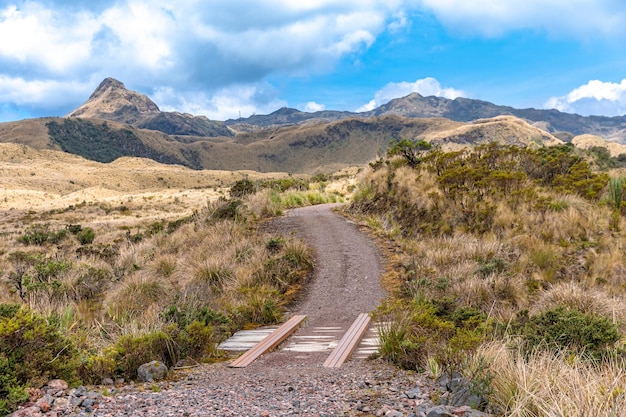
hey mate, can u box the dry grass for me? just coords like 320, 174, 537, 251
474, 341, 626, 417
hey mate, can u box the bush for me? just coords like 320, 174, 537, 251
76, 227, 95, 245
514, 307, 621, 357
110, 329, 180, 380
230, 179, 256, 198
18, 224, 67, 245
0, 305, 79, 413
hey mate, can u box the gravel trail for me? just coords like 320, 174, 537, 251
92, 204, 436, 416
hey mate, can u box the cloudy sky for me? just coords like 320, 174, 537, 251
1, 0, 625, 122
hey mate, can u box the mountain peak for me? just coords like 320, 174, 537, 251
68, 77, 160, 120
89, 77, 127, 100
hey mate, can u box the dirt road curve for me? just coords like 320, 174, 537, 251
277, 203, 386, 325
255, 203, 386, 367
92, 204, 432, 417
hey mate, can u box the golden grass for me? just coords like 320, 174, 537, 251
474, 341, 626, 417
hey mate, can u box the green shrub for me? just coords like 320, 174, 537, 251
0, 305, 79, 413
230, 179, 255, 198
18, 224, 67, 245
182, 321, 216, 359
378, 300, 488, 371
76, 227, 96, 245
514, 307, 621, 357
265, 236, 284, 253
110, 329, 180, 380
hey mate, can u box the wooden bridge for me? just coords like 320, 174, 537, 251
221, 312, 377, 368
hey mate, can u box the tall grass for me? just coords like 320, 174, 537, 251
350, 144, 625, 415
473, 341, 626, 417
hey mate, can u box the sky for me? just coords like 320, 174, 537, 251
1, 0, 626, 122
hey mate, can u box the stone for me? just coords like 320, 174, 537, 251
137, 360, 168, 382
406, 387, 423, 399
46, 380, 69, 392
82, 398, 96, 412
101, 377, 115, 386
426, 405, 456, 417
52, 397, 70, 410
386, 410, 403, 417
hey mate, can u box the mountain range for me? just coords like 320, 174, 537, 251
0, 77, 624, 174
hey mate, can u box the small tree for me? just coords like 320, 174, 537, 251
388, 138, 432, 168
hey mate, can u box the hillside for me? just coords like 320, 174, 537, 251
0, 112, 565, 173
2, 77, 625, 174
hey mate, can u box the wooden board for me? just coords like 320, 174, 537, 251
229, 314, 307, 368
323, 313, 371, 368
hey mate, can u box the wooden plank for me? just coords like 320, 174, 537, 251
229, 314, 307, 368
323, 313, 371, 368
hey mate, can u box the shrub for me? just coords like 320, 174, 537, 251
76, 227, 95, 245
110, 328, 180, 380
0, 305, 79, 413
514, 307, 621, 358
18, 224, 67, 245
230, 179, 256, 198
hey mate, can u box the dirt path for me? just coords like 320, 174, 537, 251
277, 203, 386, 324
92, 204, 438, 417
255, 203, 386, 366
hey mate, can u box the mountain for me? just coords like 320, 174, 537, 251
0, 77, 620, 174
227, 93, 626, 142
68, 78, 233, 137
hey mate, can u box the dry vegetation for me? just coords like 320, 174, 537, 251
347, 141, 626, 416
0, 144, 350, 414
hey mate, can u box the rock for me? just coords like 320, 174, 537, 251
426, 405, 456, 417
73, 386, 88, 397
35, 395, 54, 409
53, 397, 70, 409
101, 377, 115, 385
423, 405, 491, 417
386, 410, 403, 417
406, 387, 423, 399
45, 379, 68, 393
8, 405, 42, 417
137, 360, 168, 382
38, 402, 51, 413
82, 398, 96, 412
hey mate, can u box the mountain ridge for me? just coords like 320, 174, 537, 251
228, 92, 626, 142
0, 77, 622, 173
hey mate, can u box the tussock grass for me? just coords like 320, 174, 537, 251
349, 143, 626, 415
474, 341, 626, 417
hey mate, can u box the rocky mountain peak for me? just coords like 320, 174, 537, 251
68, 77, 160, 120
88, 77, 128, 100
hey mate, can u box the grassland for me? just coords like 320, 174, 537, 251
0, 144, 351, 414
346, 141, 626, 416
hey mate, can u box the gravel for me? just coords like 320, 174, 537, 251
94, 359, 437, 417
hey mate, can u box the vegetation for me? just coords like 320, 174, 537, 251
46, 119, 187, 167
0, 176, 344, 414
348, 140, 626, 416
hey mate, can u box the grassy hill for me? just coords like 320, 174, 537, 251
0, 114, 569, 174
346, 142, 626, 416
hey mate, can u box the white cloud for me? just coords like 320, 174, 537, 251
418, 0, 626, 38
153, 83, 288, 121
544, 79, 626, 116
303, 101, 326, 112
357, 77, 465, 112
0, 4, 96, 72
0, 75, 90, 107
0, 0, 409, 121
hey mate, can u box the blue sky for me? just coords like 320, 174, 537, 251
1, 0, 625, 122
